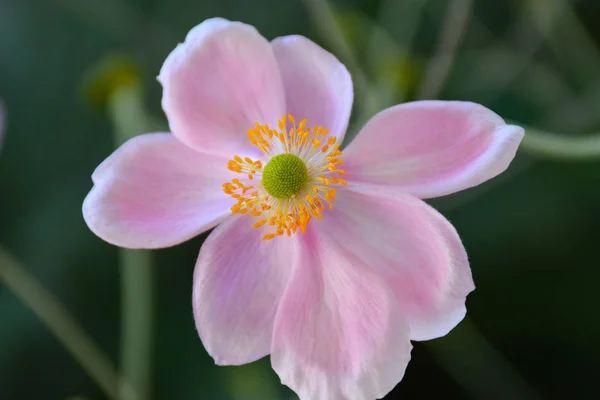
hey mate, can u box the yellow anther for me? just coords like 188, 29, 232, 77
252, 219, 267, 228
299, 119, 306, 131
262, 233, 275, 241
223, 114, 348, 241
326, 157, 345, 164
325, 188, 336, 201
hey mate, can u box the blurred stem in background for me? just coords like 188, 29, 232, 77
106, 61, 155, 400
116, 239, 153, 400
516, 0, 600, 160
528, 0, 600, 88
366, 0, 427, 105
83, 55, 155, 400
416, 0, 473, 100
0, 248, 120, 399
222, 362, 281, 400
519, 126, 600, 160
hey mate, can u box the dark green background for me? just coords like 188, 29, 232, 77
1, 0, 600, 399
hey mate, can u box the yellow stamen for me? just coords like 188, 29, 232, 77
222, 114, 348, 240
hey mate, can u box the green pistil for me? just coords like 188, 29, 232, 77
262, 154, 308, 199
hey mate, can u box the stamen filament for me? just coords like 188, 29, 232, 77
222, 114, 348, 240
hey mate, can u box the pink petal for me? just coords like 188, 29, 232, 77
83, 133, 234, 249
271, 35, 353, 142
271, 229, 412, 400
315, 187, 474, 341
193, 215, 297, 365
343, 101, 524, 198
158, 18, 286, 158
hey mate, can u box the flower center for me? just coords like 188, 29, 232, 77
261, 154, 308, 199
222, 115, 348, 241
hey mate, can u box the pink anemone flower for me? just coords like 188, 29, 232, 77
83, 18, 524, 400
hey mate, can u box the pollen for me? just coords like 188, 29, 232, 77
222, 115, 348, 241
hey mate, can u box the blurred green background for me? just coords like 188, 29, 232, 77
1, 0, 600, 399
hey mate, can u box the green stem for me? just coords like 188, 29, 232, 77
108, 84, 154, 400
470, 0, 564, 106
0, 247, 119, 399
416, 0, 473, 99
512, 1, 600, 160
367, 0, 428, 104
519, 125, 600, 160
118, 250, 153, 400
528, 0, 600, 86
